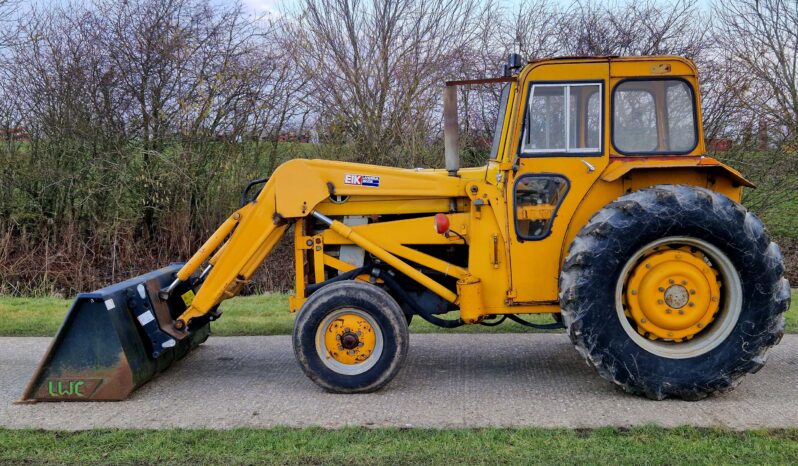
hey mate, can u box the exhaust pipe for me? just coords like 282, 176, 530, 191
443, 85, 459, 176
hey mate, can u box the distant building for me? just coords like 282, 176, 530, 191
707, 138, 732, 152
0, 127, 30, 141
277, 131, 311, 143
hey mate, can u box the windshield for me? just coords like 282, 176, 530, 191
489, 84, 511, 159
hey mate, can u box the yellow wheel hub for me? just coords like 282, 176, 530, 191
624, 247, 721, 342
323, 312, 377, 365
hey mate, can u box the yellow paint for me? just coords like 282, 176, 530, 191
624, 246, 720, 341
325, 217, 459, 304
323, 313, 377, 365
601, 157, 754, 188
176, 210, 243, 282
165, 55, 754, 328
457, 276, 485, 324
516, 204, 557, 221
180, 290, 195, 307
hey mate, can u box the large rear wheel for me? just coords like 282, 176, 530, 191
560, 185, 790, 400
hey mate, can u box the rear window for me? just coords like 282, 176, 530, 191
612, 79, 697, 154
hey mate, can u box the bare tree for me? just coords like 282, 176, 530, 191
290, 0, 486, 167
0, 0, 18, 47
554, 0, 706, 57
715, 0, 798, 143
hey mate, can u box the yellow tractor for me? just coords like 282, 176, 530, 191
22, 55, 789, 402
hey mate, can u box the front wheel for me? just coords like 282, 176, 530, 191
560, 185, 790, 400
293, 280, 409, 393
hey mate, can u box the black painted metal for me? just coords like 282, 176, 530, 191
19, 264, 210, 402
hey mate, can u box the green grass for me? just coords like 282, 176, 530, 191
1, 290, 797, 337
0, 293, 564, 337
1, 426, 797, 465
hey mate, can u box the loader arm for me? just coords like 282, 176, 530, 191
167, 158, 469, 330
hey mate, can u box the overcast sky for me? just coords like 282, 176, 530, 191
26, 0, 711, 18
238, 0, 710, 18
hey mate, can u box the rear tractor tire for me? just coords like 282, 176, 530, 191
293, 280, 409, 393
560, 185, 790, 400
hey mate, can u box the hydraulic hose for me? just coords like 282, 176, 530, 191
375, 267, 464, 328
305, 266, 371, 295
506, 314, 565, 330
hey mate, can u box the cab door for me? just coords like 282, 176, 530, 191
506, 61, 610, 304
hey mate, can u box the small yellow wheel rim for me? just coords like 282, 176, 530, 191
625, 246, 722, 342
322, 311, 378, 365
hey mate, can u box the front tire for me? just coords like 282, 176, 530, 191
293, 280, 409, 393
560, 185, 790, 400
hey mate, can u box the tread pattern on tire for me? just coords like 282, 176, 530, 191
559, 184, 790, 400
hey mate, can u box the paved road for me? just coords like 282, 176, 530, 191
2, 334, 797, 430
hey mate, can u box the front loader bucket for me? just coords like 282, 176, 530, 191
20, 264, 210, 402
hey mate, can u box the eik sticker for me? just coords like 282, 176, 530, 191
344, 174, 380, 187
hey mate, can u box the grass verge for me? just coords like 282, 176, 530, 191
1, 290, 796, 337
1, 426, 798, 465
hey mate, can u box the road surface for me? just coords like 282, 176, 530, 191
2, 334, 797, 430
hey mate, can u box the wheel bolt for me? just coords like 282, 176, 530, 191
681, 280, 688, 285
690, 289, 696, 295
688, 302, 695, 307
668, 332, 673, 337
665, 309, 672, 314
678, 309, 685, 315
645, 263, 652, 269
658, 287, 665, 292
641, 318, 647, 323
658, 299, 664, 305
669, 279, 675, 284
697, 323, 704, 329
631, 290, 637, 295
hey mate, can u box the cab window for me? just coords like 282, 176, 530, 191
521, 82, 602, 155
613, 79, 697, 154
514, 175, 569, 240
